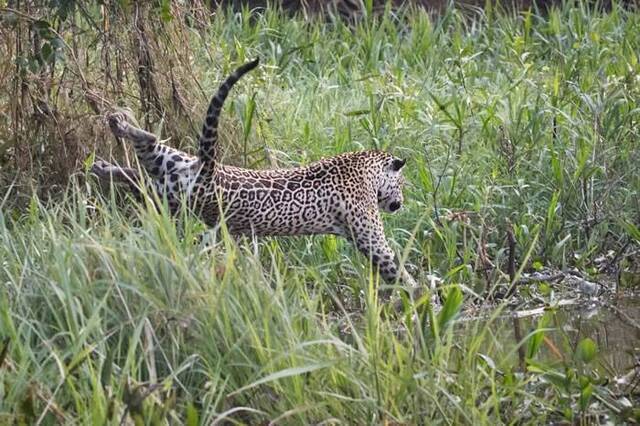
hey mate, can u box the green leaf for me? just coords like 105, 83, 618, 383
619, 220, 640, 242
28, 195, 39, 222
240, 92, 257, 167
41, 42, 53, 62
32, 19, 50, 31
343, 109, 371, 117
526, 312, 552, 359
417, 161, 433, 193
578, 375, 590, 388
101, 346, 115, 388
579, 382, 593, 410
437, 285, 463, 331
159, 0, 173, 22
526, 329, 545, 359
242, 93, 257, 142
576, 338, 597, 364
33, 20, 54, 40
364, 0, 373, 18
545, 190, 560, 238
66, 344, 95, 374
185, 402, 199, 426
549, 143, 563, 186
28, 58, 42, 73
229, 362, 335, 397
538, 282, 552, 296
84, 152, 96, 173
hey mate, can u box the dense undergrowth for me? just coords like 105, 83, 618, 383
1, 1, 639, 424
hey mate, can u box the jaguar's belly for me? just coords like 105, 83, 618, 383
221, 202, 339, 236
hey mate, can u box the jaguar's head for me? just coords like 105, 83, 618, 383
377, 157, 406, 213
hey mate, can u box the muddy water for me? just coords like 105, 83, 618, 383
560, 297, 640, 370
509, 295, 640, 373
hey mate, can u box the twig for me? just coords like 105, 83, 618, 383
605, 239, 631, 273
504, 222, 517, 298
0, 7, 108, 113
607, 304, 640, 331
119, 383, 163, 426
0, 337, 9, 369
0, 353, 67, 423
516, 273, 565, 285
512, 317, 525, 371
512, 299, 580, 319
424, 135, 454, 227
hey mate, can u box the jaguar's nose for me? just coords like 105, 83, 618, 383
389, 201, 401, 212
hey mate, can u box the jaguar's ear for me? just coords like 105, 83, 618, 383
391, 158, 406, 171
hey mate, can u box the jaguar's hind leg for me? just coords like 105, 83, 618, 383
91, 159, 141, 183
107, 111, 195, 181
91, 159, 147, 201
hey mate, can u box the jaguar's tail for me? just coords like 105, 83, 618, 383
197, 58, 260, 176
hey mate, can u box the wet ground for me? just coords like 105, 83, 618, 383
549, 296, 640, 371
462, 267, 640, 371
329, 264, 640, 421
458, 269, 640, 419
489, 294, 640, 376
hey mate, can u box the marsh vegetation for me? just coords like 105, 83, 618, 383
0, 1, 639, 424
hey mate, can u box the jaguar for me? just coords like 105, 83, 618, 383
92, 58, 418, 289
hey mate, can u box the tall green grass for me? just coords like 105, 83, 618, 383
1, 2, 639, 424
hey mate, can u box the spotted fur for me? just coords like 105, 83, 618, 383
197, 58, 260, 181
92, 60, 417, 288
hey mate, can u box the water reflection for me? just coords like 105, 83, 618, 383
512, 295, 640, 374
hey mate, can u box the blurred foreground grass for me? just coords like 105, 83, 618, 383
1, 1, 639, 423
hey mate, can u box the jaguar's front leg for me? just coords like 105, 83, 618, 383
355, 233, 417, 290
345, 207, 418, 296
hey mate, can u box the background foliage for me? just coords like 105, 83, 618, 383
0, 0, 639, 424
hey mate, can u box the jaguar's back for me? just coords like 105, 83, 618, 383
202, 151, 388, 236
